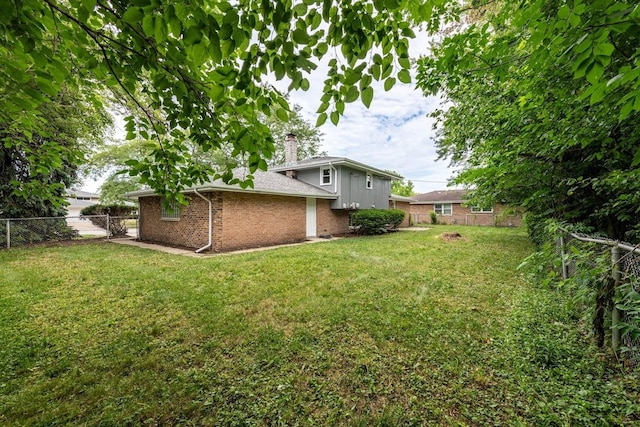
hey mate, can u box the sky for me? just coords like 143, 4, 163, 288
269, 31, 458, 194
276, 76, 454, 194
83, 31, 458, 195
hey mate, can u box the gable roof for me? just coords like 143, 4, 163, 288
126, 169, 337, 199
270, 156, 401, 180
411, 189, 468, 204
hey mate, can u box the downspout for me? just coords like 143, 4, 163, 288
193, 188, 212, 253
329, 162, 337, 194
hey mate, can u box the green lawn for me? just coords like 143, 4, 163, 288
1, 227, 638, 426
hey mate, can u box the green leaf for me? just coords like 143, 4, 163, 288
345, 86, 359, 103
122, 7, 144, 24
154, 16, 168, 43
384, 77, 396, 91
398, 69, 411, 84
589, 84, 606, 104
557, 5, 570, 19
142, 14, 154, 37
361, 86, 373, 108
316, 112, 328, 127
276, 108, 289, 121
586, 61, 604, 84
293, 28, 309, 44
330, 110, 340, 125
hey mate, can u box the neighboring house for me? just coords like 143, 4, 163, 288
127, 135, 404, 253
410, 190, 522, 227
66, 189, 100, 217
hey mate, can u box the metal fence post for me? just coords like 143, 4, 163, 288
106, 214, 110, 241
612, 245, 621, 351
6, 219, 9, 249
559, 234, 568, 280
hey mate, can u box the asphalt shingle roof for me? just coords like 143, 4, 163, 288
126, 168, 336, 199
411, 189, 468, 203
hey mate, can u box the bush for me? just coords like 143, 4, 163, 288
430, 211, 438, 224
351, 209, 405, 235
81, 204, 136, 236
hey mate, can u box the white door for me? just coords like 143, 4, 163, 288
306, 198, 317, 237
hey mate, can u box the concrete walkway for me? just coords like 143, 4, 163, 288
109, 236, 341, 257
109, 227, 430, 257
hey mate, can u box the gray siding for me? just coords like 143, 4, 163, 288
282, 165, 392, 211
330, 166, 391, 210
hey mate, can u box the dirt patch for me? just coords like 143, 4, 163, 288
439, 232, 465, 241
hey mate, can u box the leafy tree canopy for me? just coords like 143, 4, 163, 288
386, 170, 415, 196
1, 87, 111, 218
2, 0, 458, 205
417, 0, 640, 241
87, 103, 326, 204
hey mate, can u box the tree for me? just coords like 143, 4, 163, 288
2, 0, 457, 205
1, 87, 111, 218
265, 104, 326, 165
88, 103, 326, 203
417, 0, 640, 241
386, 170, 415, 196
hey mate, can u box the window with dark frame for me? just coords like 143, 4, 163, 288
321, 168, 331, 185
366, 172, 372, 189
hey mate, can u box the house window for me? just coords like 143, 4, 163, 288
161, 199, 181, 221
321, 168, 331, 185
366, 172, 372, 189
470, 206, 493, 213
434, 203, 452, 215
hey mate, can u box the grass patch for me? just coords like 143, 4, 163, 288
0, 226, 638, 425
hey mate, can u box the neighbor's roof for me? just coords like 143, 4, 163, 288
66, 189, 100, 199
270, 156, 402, 180
389, 194, 416, 203
410, 189, 468, 204
65, 198, 99, 208
126, 169, 337, 199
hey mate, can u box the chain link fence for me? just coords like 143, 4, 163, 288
1, 215, 138, 249
558, 228, 640, 368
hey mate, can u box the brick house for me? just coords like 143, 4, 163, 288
410, 190, 522, 227
127, 135, 404, 253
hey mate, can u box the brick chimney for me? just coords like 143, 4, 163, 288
285, 133, 297, 178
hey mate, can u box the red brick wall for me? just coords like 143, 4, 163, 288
316, 199, 350, 236
389, 200, 411, 227
139, 195, 211, 249
218, 192, 307, 252
410, 203, 522, 227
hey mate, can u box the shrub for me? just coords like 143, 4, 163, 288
430, 211, 438, 224
351, 209, 405, 235
81, 204, 136, 236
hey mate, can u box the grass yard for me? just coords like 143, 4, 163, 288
1, 226, 638, 426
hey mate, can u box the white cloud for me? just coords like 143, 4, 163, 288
277, 74, 455, 194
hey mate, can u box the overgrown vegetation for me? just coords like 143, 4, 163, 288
1, 227, 638, 425
519, 220, 640, 366
351, 209, 405, 234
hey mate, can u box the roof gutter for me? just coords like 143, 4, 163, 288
193, 188, 212, 253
